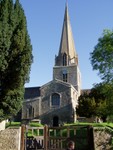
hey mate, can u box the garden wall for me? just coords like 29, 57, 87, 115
94, 127, 113, 150
0, 127, 21, 150
0, 120, 7, 131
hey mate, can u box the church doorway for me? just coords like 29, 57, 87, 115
53, 116, 59, 127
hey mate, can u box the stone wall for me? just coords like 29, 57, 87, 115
40, 81, 75, 125
53, 65, 78, 89
0, 120, 6, 131
94, 127, 113, 150
22, 97, 41, 120
0, 127, 21, 150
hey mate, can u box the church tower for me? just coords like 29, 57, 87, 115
53, 4, 81, 96
22, 4, 81, 125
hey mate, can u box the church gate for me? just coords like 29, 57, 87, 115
22, 125, 94, 150
47, 125, 94, 150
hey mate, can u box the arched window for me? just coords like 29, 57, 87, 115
63, 53, 67, 66
63, 73, 67, 82
29, 106, 32, 118
62, 69, 67, 82
51, 93, 60, 106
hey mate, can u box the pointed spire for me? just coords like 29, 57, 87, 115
65, 0, 68, 9
64, 1, 69, 23
56, 4, 78, 66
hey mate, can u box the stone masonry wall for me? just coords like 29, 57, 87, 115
0, 120, 6, 131
0, 127, 21, 150
94, 127, 113, 150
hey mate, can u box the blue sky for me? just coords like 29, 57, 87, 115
20, 0, 113, 89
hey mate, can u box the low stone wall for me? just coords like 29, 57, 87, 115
0, 127, 21, 150
0, 120, 6, 131
93, 127, 113, 150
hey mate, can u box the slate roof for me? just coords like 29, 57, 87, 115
81, 89, 91, 95
24, 85, 90, 100
24, 87, 41, 99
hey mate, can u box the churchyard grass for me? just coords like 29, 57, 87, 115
6, 122, 21, 128
29, 122, 43, 127
65, 122, 113, 128
6, 122, 113, 128
6, 122, 43, 128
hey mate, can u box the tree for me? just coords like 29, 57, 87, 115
77, 83, 109, 121
90, 29, 113, 83
0, 0, 33, 120
76, 93, 97, 118
99, 83, 113, 116
90, 29, 113, 116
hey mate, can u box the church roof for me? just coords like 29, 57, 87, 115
81, 89, 91, 95
24, 87, 40, 99
41, 78, 77, 92
58, 4, 77, 60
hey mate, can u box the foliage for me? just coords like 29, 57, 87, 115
0, 0, 33, 120
90, 29, 113, 121
107, 115, 113, 123
76, 93, 97, 118
90, 29, 113, 83
76, 83, 112, 120
93, 83, 113, 116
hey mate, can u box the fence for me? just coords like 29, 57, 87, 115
21, 125, 95, 150
47, 125, 94, 150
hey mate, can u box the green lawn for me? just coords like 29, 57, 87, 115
6, 121, 43, 128
65, 122, 113, 128
6, 121, 113, 129
6, 122, 21, 128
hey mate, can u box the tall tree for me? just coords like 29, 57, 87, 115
77, 83, 109, 121
90, 29, 113, 116
0, 0, 33, 120
76, 93, 97, 118
90, 29, 113, 83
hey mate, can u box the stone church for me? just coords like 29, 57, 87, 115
22, 5, 81, 126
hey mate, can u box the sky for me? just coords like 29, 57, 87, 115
19, 0, 113, 89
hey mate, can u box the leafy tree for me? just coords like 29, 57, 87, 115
0, 0, 33, 121
93, 83, 113, 121
77, 92, 97, 118
99, 83, 113, 115
77, 83, 109, 121
90, 29, 113, 83
90, 30, 113, 117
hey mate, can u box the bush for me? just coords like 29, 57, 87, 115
107, 115, 113, 123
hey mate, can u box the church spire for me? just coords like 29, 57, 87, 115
55, 4, 78, 66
